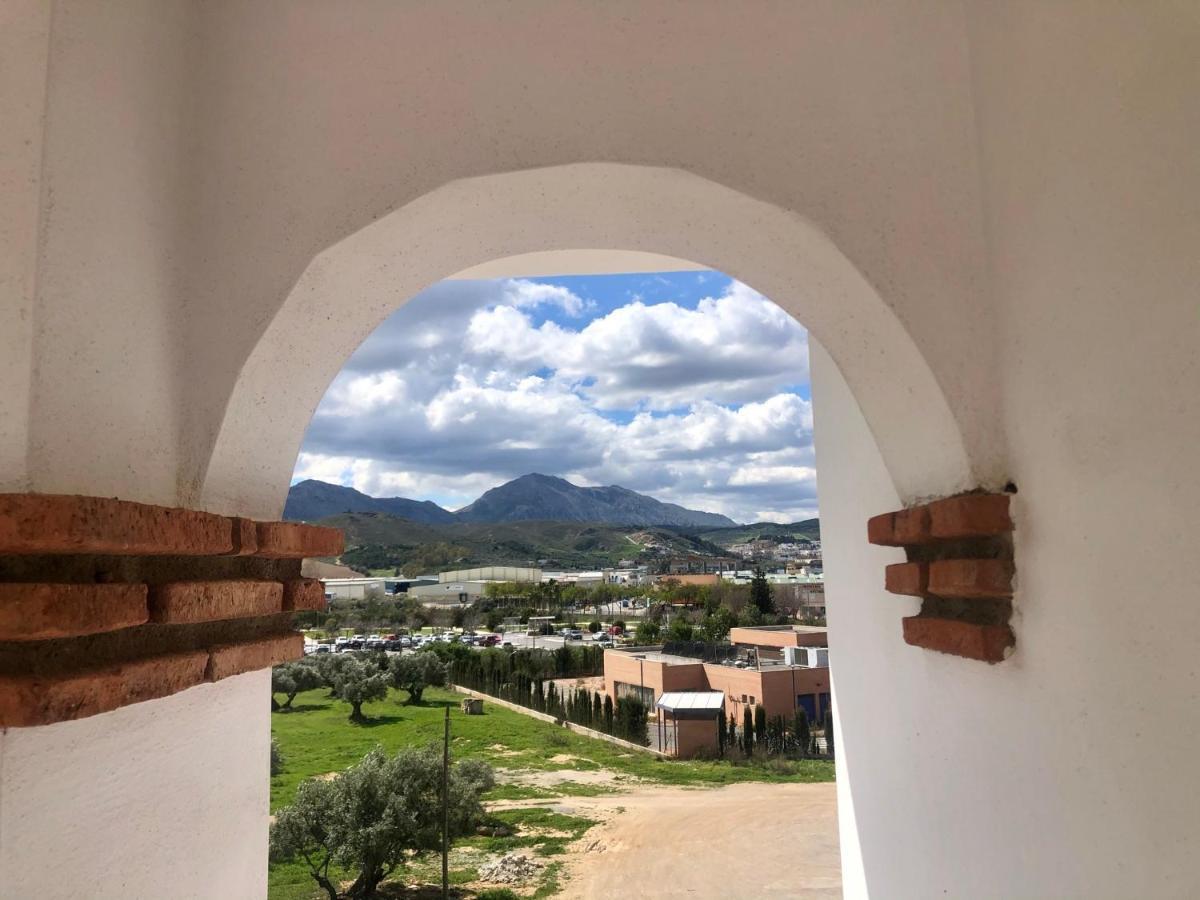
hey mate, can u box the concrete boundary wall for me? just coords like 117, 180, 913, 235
449, 684, 667, 758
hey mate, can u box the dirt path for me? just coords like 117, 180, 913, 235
550, 781, 841, 899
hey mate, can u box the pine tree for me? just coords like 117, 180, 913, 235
750, 567, 776, 615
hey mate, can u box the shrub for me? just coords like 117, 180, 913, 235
270, 738, 284, 777
270, 746, 494, 900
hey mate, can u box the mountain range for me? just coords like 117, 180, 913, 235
285, 473, 737, 528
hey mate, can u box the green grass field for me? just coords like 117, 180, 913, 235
269, 686, 834, 898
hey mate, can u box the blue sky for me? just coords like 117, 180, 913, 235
292, 271, 817, 523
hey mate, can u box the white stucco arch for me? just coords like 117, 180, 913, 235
197, 162, 974, 519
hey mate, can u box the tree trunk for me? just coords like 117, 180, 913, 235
284, 693, 296, 709
312, 873, 339, 900
350, 701, 363, 722
271, 695, 281, 711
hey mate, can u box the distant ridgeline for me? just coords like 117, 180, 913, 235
284, 476, 818, 574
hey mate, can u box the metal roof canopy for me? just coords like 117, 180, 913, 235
656, 691, 725, 719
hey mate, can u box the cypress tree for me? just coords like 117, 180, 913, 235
754, 705, 767, 754
742, 706, 754, 756
727, 713, 738, 754
823, 710, 835, 757
603, 694, 615, 734
717, 713, 726, 757
592, 692, 603, 727
793, 708, 810, 757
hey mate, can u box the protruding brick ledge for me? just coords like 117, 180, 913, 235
870, 491, 1016, 663
208, 632, 305, 681
255, 521, 344, 559
0, 492, 344, 726
0, 649, 210, 727
0, 494, 235, 556
902, 617, 1015, 663
282, 578, 327, 612
0, 493, 343, 559
0, 583, 149, 641
149, 580, 283, 624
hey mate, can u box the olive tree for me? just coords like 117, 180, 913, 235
272, 661, 325, 710
270, 746, 494, 900
331, 657, 390, 722
389, 650, 446, 704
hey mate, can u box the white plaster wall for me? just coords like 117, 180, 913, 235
23, 0, 196, 505
4, 3, 1199, 899
0, 0, 51, 492
0, 671, 270, 900
169, 1, 999, 504
198, 166, 973, 519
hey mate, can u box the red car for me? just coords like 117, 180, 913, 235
481, 634, 501, 646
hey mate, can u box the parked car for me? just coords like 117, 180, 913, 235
482, 634, 500, 646
314, 644, 331, 654
566, 630, 583, 641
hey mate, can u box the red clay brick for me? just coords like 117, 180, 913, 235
867, 512, 898, 546
902, 616, 1014, 663
254, 522, 344, 559
206, 632, 304, 681
0, 649, 208, 727
0, 493, 234, 555
229, 517, 258, 555
149, 580, 282, 624
0, 582, 148, 641
885, 562, 928, 597
928, 493, 1012, 539
892, 506, 931, 544
929, 559, 1013, 598
282, 578, 327, 612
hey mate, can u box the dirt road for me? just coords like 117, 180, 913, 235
552, 781, 841, 899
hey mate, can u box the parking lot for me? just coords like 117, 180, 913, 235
306, 627, 617, 656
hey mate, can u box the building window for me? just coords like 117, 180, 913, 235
615, 681, 655, 707
749, 696, 755, 705
740, 693, 748, 703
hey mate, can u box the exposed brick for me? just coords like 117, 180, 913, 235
149, 580, 282, 624
229, 517, 258, 555
254, 522, 344, 559
928, 493, 1012, 539
867, 512, 898, 546
207, 632, 304, 681
902, 616, 1014, 663
0, 493, 235, 556
0, 582, 148, 641
885, 562, 928, 597
893, 506, 931, 544
282, 578, 327, 612
929, 559, 1013, 598
0, 650, 208, 727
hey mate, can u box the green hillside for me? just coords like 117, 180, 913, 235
691, 518, 821, 547
318, 512, 732, 575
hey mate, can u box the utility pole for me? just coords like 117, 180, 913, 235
441, 705, 450, 899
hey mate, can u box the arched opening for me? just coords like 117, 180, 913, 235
196, 163, 975, 522
271, 266, 842, 896
201, 163, 974, 898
